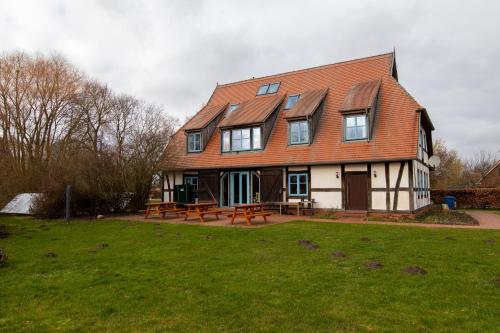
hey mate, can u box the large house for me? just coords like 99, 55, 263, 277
161, 52, 434, 214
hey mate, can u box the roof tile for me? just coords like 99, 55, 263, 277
283, 88, 328, 119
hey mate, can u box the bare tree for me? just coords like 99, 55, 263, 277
0, 51, 179, 214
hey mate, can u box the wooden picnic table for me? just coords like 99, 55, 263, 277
228, 203, 272, 225
144, 202, 184, 218
183, 202, 225, 223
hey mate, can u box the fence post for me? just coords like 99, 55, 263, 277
65, 185, 71, 223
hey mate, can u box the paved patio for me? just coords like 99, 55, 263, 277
110, 210, 500, 230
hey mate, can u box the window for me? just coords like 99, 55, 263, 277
222, 130, 231, 152
221, 127, 262, 152
184, 176, 198, 198
231, 128, 251, 151
288, 173, 308, 196
252, 127, 261, 149
267, 82, 280, 94
257, 84, 269, 96
256, 82, 280, 95
227, 103, 239, 113
285, 95, 300, 109
345, 115, 367, 140
187, 132, 201, 152
290, 120, 309, 144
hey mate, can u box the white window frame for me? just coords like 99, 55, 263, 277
344, 114, 368, 141
290, 120, 309, 145
222, 130, 231, 152
222, 126, 262, 153
187, 132, 202, 152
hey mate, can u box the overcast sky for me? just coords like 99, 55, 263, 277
1, 0, 499, 159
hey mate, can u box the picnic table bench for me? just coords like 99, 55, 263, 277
227, 203, 272, 225
143, 202, 185, 218
183, 202, 225, 223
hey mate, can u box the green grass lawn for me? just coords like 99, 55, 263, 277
1, 216, 499, 332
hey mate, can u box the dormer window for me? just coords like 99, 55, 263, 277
344, 114, 367, 141
221, 127, 262, 152
289, 120, 309, 145
256, 82, 280, 96
187, 132, 202, 152
285, 95, 300, 109
227, 103, 239, 113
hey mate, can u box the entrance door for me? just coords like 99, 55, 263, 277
345, 173, 368, 210
230, 172, 250, 206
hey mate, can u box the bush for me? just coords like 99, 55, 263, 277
431, 188, 500, 209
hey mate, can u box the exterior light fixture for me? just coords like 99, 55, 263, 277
336, 171, 339, 179
373, 170, 377, 178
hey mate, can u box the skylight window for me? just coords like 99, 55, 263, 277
257, 84, 269, 96
227, 103, 239, 113
267, 82, 280, 94
285, 95, 300, 109
256, 82, 280, 96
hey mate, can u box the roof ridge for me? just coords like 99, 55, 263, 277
218, 51, 394, 88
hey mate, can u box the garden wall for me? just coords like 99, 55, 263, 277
431, 188, 500, 209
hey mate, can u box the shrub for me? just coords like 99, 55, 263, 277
430, 188, 500, 209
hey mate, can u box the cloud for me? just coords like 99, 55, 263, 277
0, 0, 498, 158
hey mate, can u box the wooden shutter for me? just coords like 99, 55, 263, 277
198, 170, 219, 203
260, 168, 283, 202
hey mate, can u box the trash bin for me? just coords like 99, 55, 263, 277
443, 196, 456, 209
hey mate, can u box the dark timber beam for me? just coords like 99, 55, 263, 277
393, 162, 405, 211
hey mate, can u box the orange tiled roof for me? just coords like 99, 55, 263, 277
218, 94, 284, 128
340, 79, 381, 112
183, 103, 228, 131
163, 52, 426, 170
283, 88, 328, 119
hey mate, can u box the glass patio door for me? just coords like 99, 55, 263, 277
230, 172, 250, 206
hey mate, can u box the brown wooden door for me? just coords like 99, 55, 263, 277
260, 168, 283, 202
198, 170, 219, 203
345, 173, 368, 210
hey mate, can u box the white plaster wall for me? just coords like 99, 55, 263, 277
371, 163, 386, 188
163, 171, 178, 202
389, 162, 409, 188
388, 190, 410, 211
371, 191, 386, 210
313, 191, 342, 209
174, 172, 183, 186
311, 165, 341, 188
345, 164, 367, 172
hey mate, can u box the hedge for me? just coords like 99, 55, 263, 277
431, 188, 500, 209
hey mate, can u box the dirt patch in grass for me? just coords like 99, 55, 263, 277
96, 243, 109, 250
360, 237, 371, 242
331, 251, 346, 258
44, 252, 58, 258
369, 208, 479, 225
444, 236, 456, 241
490, 279, 500, 286
0, 225, 9, 239
403, 266, 427, 275
297, 240, 319, 250
0, 248, 7, 266
364, 261, 382, 269
414, 210, 479, 225
484, 239, 496, 244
